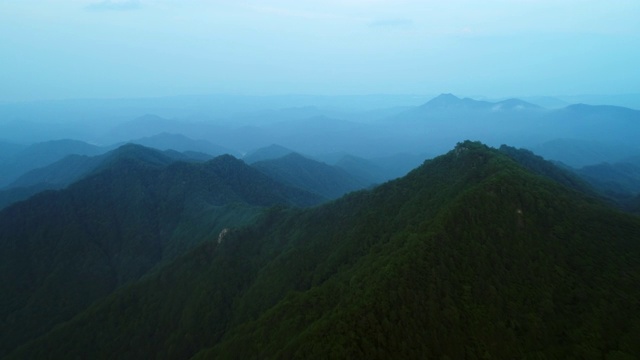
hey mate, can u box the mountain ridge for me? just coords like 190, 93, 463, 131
0, 144, 323, 357
252, 152, 369, 199
7, 141, 639, 359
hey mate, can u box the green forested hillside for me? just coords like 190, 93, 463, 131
498, 144, 597, 196
0, 144, 322, 357
9, 141, 640, 359
0, 143, 216, 210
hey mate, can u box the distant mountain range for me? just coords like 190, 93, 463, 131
0, 139, 106, 188
252, 152, 369, 199
5, 93, 639, 168
2, 141, 639, 358
243, 144, 295, 164
128, 132, 239, 157
418, 93, 542, 111
2, 93, 639, 215
392, 94, 640, 154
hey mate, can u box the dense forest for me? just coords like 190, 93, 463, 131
0, 144, 323, 357
3, 0, 640, 357
3, 141, 639, 359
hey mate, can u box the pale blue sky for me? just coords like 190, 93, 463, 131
1, 0, 639, 101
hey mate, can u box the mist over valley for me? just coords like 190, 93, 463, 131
1, 0, 640, 358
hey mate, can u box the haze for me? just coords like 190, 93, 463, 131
2, 0, 639, 101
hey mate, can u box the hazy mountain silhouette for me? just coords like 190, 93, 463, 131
531, 139, 640, 168
252, 152, 369, 199
418, 93, 492, 110
334, 154, 390, 184
0, 139, 106, 188
0, 145, 217, 209
243, 144, 295, 164
577, 162, 640, 198
417, 93, 540, 112
0, 140, 25, 162
129, 132, 238, 157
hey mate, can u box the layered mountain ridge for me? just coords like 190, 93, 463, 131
4, 141, 639, 359
0, 144, 323, 357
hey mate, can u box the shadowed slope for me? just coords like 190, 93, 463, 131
0, 144, 322, 357
8, 141, 640, 359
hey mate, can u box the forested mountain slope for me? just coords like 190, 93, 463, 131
0, 144, 216, 210
498, 144, 597, 196
9, 141, 640, 359
0, 144, 322, 357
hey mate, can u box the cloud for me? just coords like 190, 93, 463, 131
86, 0, 141, 11
368, 18, 413, 28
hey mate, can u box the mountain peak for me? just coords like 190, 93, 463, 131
493, 98, 541, 110
243, 144, 295, 164
428, 93, 462, 104
419, 94, 489, 110
98, 143, 176, 170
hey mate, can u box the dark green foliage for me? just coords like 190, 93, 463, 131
499, 144, 596, 195
628, 194, 640, 214
0, 183, 55, 210
8, 141, 640, 359
0, 145, 323, 357
498, 145, 640, 212
252, 153, 368, 199
0, 143, 219, 210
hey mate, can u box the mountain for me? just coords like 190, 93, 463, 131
333, 153, 429, 185
498, 145, 597, 196
556, 94, 640, 110
576, 162, 640, 198
368, 153, 431, 181
629, 195, 640, 214
0, 144, 323, 357
492, 98, 542, 111
545, 105, 640, 147
417, 93, 540, 112
129, 132, 239, 157
0, 139, 106, 188
243, 144, 295, 164
252, 153, 369, 199
0, 154, 103, 209
6, 154, 104, 189
0, 144, 217, 210
388, 94, 640, 156
521, 96, 569, 109
418, 93, 491, 110
0, 140, 25, 163
7, 141, 640, 359
334, 154, 389, 184
531, 139, 640, 168
106, 114, 183, 141
388, 94, 548, 153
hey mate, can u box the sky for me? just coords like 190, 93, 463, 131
1, 0, 639, 101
